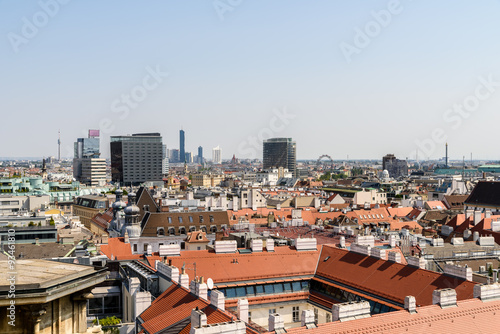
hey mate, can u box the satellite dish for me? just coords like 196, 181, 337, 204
207, 278, 214, 290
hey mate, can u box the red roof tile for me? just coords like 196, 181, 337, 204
315, 245, 477, 307
286, 298, 500, 334
166, 246, 320, 284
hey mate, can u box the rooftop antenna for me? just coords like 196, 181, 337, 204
58, 129, 61, 161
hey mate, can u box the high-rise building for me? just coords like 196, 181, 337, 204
198, 146, 203, 164
73, 130, 106, 186
162, 144, 169, 176
185, 152, 193, 163
263, 138, 297, 178
382, 154, 408, 178
212, 146, 222, 164
179, 129, 185, 163
110, 133, 163, 185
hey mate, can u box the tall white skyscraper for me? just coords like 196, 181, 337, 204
212, 146, 222, 164
162, 144, 169, 175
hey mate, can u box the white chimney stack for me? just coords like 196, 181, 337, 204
389, 235, 396, 248
350, 243, 371, 256
339, 236, 346, 248
473, 210, 482, 225
407, 256, 427, 269
268, 313, 285, 331
388, 251, 402, 263
180, 268, 190, 290
191, 308, 207, 329
295, 238, 317, 251
473, 283, 500, 302
370, 247, 386, 260
210, 289, 225, 311
266, 239, 275, 252
301, 309, 316, 327
332, 301, 371, 322
432, 289, 457, 308
194, 277, 208, 300
237, 299, 249, 323
404, 296, 416, 314
250, 239, 263, 252
443, 263, 473, 281
214, 240, 237, 254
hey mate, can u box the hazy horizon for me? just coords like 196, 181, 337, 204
2, 1, 500, 161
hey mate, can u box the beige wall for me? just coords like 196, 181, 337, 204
0, 294, 89, 334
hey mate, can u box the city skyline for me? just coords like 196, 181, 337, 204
2, 1, 500, 160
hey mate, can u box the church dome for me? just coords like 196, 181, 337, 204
124, 192, 140, 215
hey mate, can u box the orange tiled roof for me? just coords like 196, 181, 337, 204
100, 237, 144, 260
315, 245, 476, 307
286, 298, 500, 334
166, 246, 319, 284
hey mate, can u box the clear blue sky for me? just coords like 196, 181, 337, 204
1, 0, 500, 161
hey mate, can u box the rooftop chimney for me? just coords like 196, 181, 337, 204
268, 313, 285, 332
159, 244, 181, 257
156, 262, 179, 283
237, 299, 249, 323
339, 236, 346, 248
389, 235, 396, 248
432, 289, 457, 308
295, 238, 317, 251
210, 289, 225, 311
214, 240, 237, 254
266, 239, 275, 252
443, 263, 473, 281
404, 296, 417, 314
301, 309, 316, 328
473, 283, 500, 302
191, 307, 207, 329
355, 235, 375, 247
407, 256, 427, 269
370, 247, 386, 260
350, 243, 371, 257
179, 267, 189, 290
388, 251, 402, 263
195, 277, 208, 300
473, 211, 482, 225
250, 239, 263, 252
332, 301, 371, 322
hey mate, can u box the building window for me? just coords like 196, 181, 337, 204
292, 307, 300, 322
248, 312, 252, 323
326, 313, 331, 323
189, 216, 193, 223
269, 309, 276, 315
209, 215, 214, 222
143, 244, 148, 252
178, 217, 183, 223
168, 217, 172, 224
314, 308, 318, 324
133, 244, 137, 252
199, 215, 204, 223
